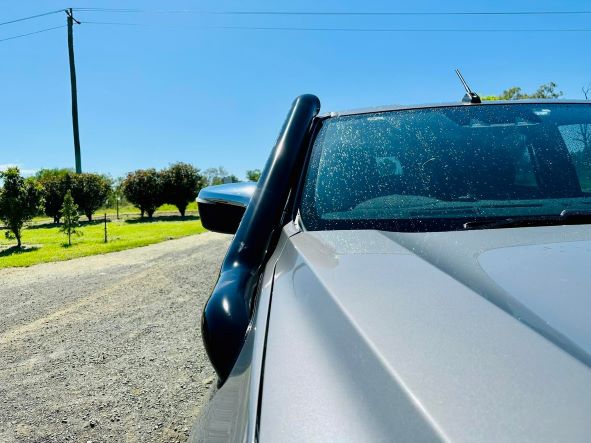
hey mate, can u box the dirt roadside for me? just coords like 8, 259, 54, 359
0, 232, 230, 443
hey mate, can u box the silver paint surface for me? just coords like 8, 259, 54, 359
189, 232, 289, 443
259, 226, 591, 442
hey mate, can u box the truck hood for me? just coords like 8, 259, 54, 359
259, 226, 591, 442
386, 227, 591, 362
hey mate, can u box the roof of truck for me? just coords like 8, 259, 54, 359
321, 99, 591, 118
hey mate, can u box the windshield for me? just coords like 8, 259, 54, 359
301, 103, 591, 232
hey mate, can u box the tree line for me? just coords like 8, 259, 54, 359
3, 81, 584, 249
122, 165, 260, 218
483, 82, 591, 174
481, 81, 563, 101
0, 164, 262, 248
123, 164, 204, 218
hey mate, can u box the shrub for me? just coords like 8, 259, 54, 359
60, 190, 81, 246
35, 168, 73, 223
122, 169, 164, 219
71, 173, 111, 221
162, 162, 207, 217
246, 169, 261, 182
104, 177, 126, 209
0, 167, 44, 248
203, 167, 240, 186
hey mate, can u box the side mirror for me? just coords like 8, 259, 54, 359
197, 182, 257, 234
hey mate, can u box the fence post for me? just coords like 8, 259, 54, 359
104, 213, 108, 243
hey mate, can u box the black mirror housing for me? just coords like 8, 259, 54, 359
197, 200, 245, 234
197, 182, 257, 234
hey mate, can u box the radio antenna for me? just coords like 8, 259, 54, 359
455, 69, 481, 104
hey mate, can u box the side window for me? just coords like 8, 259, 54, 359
558, 124, 591, 192
513, 144, 538, 188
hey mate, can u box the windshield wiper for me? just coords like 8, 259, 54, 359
463, 210, 591, 230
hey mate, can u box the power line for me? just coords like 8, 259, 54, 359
213, 26, 591, 32
0, 9, 589, 45
82, 22, 591, 32
0, 9, 64, 27
83, 21, 141, 26
73, 8, 591, 16
0, 25, 66, 43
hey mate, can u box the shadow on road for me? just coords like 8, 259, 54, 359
125, 215, 200, 224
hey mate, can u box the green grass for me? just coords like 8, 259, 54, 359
33, 202, 199, 223
102, 201, 198, 216
0, 216, 206, 269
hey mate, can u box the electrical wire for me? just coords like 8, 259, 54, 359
215, 26, 591, 32
83, 21, 141, 26
73, 8, 591, 16
0, 25, 66, 43
0, 8, 589, 46
81, 22, 591, 32
201, 26, 591, 32
0, 9, 64, 27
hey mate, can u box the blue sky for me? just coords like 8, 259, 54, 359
1, 0, 590, 179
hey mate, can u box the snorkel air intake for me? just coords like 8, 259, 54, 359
201, 94, 321, 382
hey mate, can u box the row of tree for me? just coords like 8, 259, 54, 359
33, 164, 262, 223
481, 82, 563, 101
0, 167, 116, 247
122, 163, 204, 218
0, 167, 103, 248
36, 169, 111, 223
122, 166, 261, 219
0, 164, 261, 247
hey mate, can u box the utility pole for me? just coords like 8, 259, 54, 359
66, 8, 82, 173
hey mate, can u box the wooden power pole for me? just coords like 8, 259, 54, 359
66, 8, 82, 173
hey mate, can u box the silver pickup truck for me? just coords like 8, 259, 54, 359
192, 95, 591, 442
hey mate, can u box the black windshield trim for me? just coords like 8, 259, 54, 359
323, 99, 591, 118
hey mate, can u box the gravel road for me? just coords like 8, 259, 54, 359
0, 232, 230, 443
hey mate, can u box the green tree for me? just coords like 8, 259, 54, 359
246, 169, 262, 182
122, 169, 164, 219
71, 173, 111, 221
0, 167, 44, 248
104, 176, 126, 209
35, 168, 72, 223
482, 82, 563, 101
203, 166, 228, 186
162, 162, 207, 217
60, 190, 81, 246
203, 167, 240, 186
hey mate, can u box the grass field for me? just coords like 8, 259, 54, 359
32, 202, 199, 223
0, 216, 206, 269
101, 201, 198, 216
